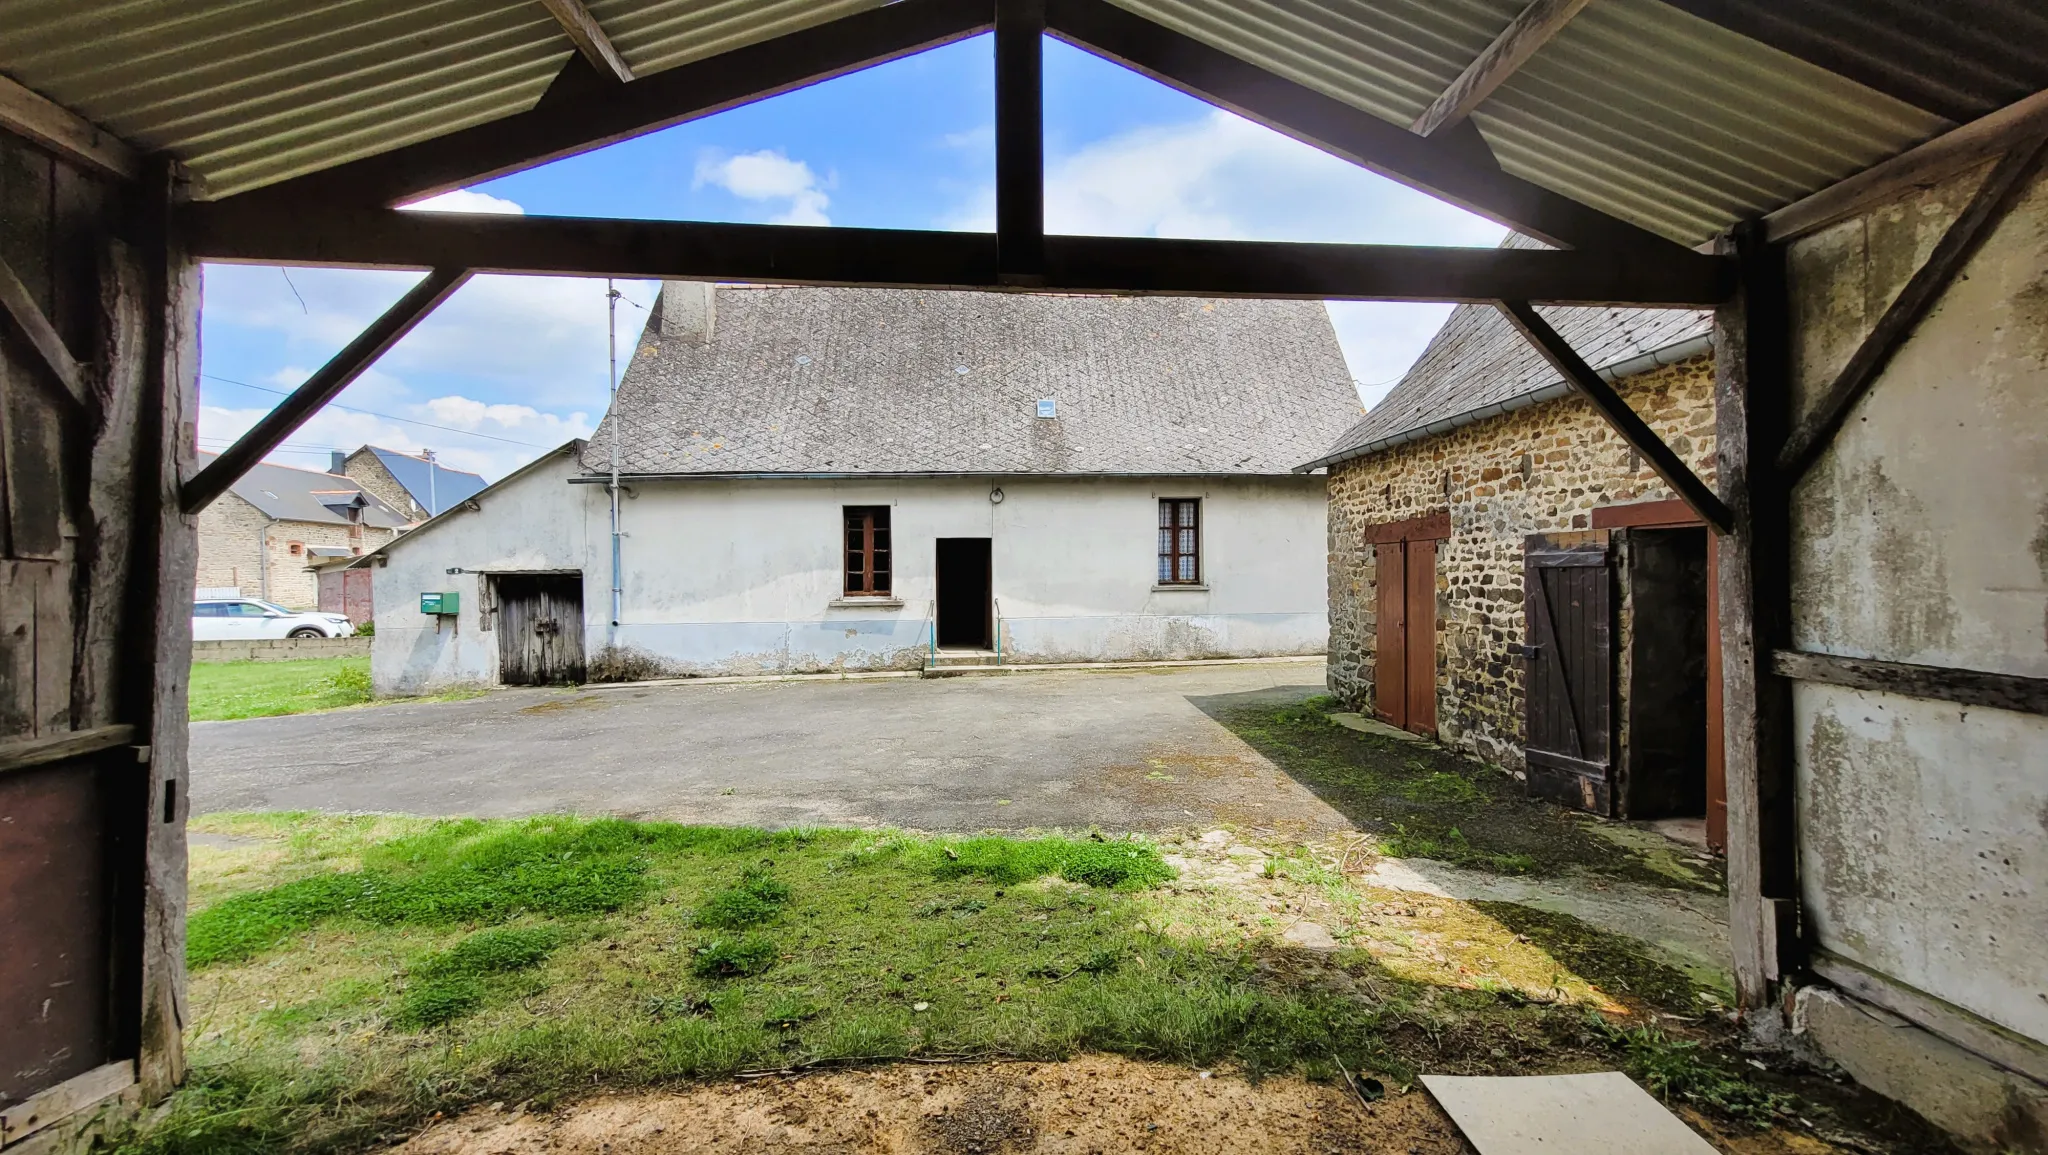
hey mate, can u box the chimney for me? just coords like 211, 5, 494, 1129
330, 450, 348, 474
661, 281, 716, 347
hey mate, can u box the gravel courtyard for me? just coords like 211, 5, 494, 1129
188, 659, 1352, 833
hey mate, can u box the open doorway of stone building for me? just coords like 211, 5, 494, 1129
1524, 501, 1725, 853
935, 537, 992, 651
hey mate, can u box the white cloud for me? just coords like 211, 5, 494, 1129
400, 189, 527, 214
946, 109, 1507, 399
198, 393, 593, 485
694, 149, 832, 226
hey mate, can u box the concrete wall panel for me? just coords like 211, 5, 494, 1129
1795, 681, 2048, 1045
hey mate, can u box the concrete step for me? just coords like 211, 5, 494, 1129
929, 649, 1000, 668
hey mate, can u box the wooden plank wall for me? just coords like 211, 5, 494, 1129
0, 124, 196, 1127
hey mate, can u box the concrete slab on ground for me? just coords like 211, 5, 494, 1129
188, 659, 1350, 834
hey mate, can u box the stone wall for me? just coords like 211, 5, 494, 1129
1325, 354, 1717, 770
193, 491, 269, 596
192, 636, 371, 662
344, 450, 426, 520
193, 492, 397, 609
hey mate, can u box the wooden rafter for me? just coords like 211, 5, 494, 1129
1765, 88, 2048, 243
0, 254, 86, 406
538, 0, 633, 83
179, 205, 1736, 306
180, 269, 472, 514
1044, 0, 1698, 262
1778, 134, 2048, 482
995, 0, 1046, 282
0, 73, 138, 180
216, 0, 990, 211
1412, 0, 1592, 137
1496, 300, 1733, 532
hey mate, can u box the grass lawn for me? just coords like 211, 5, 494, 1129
189, 658, 481, 722
119, 810, 1863, 1155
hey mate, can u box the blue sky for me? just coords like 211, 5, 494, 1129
198, 35, 1503, 481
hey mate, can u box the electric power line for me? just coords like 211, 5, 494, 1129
199, 373, 552, 448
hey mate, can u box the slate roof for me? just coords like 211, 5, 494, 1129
1309, 237, 1713, 470
581, 286, 1361, 477
204, 454, 411, 529
361, 446, 488, 516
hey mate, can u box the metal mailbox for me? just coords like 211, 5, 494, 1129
420, 590, 460, 616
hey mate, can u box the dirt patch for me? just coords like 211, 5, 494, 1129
390, 1056, 1472, 1155
516, 693, 610, 716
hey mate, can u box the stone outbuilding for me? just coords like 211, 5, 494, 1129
192, 454, 411, 609
1301, 284, 1725, 846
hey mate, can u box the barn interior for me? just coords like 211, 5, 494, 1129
2, 0, 2045, 1150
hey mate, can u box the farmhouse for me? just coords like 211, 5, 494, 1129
191, 454, 411, 609
369, 283, 1359, 693
337, 445, 486, 521
1304, 279, 1726, 841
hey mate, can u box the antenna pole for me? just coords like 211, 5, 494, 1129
607, 279, 623, 647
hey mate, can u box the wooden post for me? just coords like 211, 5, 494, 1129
995, 0, 1046, 283
1713, 222, 1800, 1014
122, 157, 199, 1100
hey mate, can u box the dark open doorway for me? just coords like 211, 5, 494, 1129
492, 573, 588, 685
1615, 526, 1710, 822
935, 538, 992, 649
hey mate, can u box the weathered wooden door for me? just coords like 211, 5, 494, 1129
1373, 538, 1438, 734
1522, 532, 1614, 814
495, 574, 587, 685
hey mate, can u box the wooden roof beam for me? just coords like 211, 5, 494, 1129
179, 203, 1735, 306
995, 0, 1046, 283
1497, 299, 1732, 533
1412, 0, 1592, 137
180, 269, 472, 514
538, 0, 633, 84
0, 73, 138, 181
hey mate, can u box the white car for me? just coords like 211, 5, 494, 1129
193, 599, 354, 640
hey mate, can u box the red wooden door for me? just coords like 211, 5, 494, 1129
1374, 541, 1408, 727
1405, 538, 1437, 734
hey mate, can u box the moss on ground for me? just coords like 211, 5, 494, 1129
1213, 697, 1723, 892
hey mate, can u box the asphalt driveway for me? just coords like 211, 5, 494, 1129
188, 660, 1352, 833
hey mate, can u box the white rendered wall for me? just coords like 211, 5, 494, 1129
372, 471, 1328, 691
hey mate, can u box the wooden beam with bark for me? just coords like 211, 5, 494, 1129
0, 254, 86, 406
214, 0, 990, 211
995, 0, 1047, 282
1495, 300, 1733, 532
179, 268, 471, 513
1412, 0, 1592, 137
1773, 650, 2048, 717
1044, 0, 1696, 261
539, 0, 634, 83
180, 204, 1737, 306
1779, 134, 2048, 482
0, 73, 139, 181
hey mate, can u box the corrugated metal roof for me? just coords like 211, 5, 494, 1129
1, 0, 890, 198
0, 0, 2019, 238
1110, 0, 1946, 244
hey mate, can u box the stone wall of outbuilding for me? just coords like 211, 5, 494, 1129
1324, 353, 1717, 770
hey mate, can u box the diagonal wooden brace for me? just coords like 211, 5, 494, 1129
0, 255, 86, 408
1497, 299, 1732, 533
180, 268, 471, 513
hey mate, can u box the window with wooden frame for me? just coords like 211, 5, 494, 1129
844, 506, 892, 596
1158, 499, 1201, 584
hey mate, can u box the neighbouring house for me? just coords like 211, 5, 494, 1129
1301, 275, 1725, 844
193, 454, 412, 609
338, 445, 487, 521
367, 283, 1360, 694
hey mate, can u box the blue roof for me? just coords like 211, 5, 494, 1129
366, 447, 487, 516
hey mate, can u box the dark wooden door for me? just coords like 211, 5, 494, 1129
1374, 541, 1407, 726
495, 574, 586, 685
935, 538, 991, 648
1523, 532, 1615, 814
